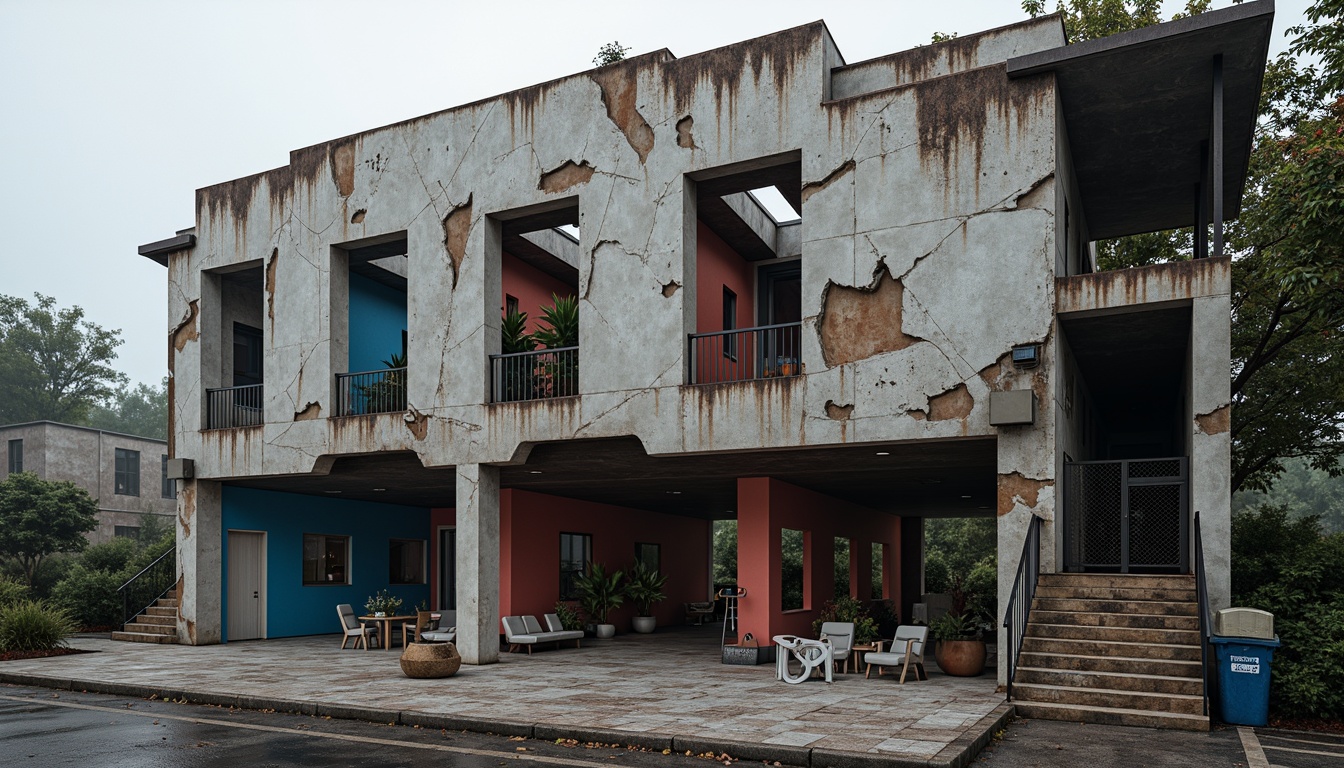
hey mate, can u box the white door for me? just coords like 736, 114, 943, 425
227, 531, 265, 641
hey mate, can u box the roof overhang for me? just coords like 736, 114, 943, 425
138, 232, 196, 266
1007, 1, 1273, 240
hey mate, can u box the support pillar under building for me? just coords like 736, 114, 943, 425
456, 463, 500, 665
177, 478, 222, 645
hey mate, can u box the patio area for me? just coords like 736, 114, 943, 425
0, 625, 1008, 766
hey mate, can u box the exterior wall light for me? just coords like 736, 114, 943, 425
1011, 344, 1040, 369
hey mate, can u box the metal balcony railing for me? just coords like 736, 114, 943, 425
490, 347, 579, 403
688, 322, 801, 385
204, 384, 263, 429
336, 368, 407, 416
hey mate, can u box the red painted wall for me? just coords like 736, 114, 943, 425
694, 221, 758, 381
502, 251, 575, 335
429, 507, 456, 610
736, 477, 901, 642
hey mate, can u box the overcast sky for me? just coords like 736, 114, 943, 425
0, 0, 1311, 389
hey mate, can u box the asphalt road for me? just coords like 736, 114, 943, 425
975, 716, 1252, 767
0, 686, 730, 768
1255, 728, 1344, 768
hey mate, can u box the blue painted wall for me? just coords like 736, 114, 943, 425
221, 486, 430, 641
348, 273, 407, 373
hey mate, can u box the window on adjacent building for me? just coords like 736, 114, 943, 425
160, 454, 175, 499
635, 542, 660, 574
303, 534, 350, 585
559, 532, 592, 600
505, 294, 519, 317
723, 287, 737, 359
115, 525, 141, 540
389, 539, 426, 584
781, 528, 806, 611
114, 448, 140, 496
6, 439, 21, 474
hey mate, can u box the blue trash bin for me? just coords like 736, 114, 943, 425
1210, 634, 1281, 726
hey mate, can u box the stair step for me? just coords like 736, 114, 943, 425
145, 606, 176, 617
1014, 666, 1204, 696
111, 630, 178, 644
155, 599, 179, 608
1032, 597, 1197, 616
1020, 636, 1201, 661
123, 621, 175, 636
137, 614, 176, 626
1030, 610, 1198, 631
1013, 700, 1209, 731
1017, 651, 1203, 678
1012, 682, 1205, 715
1037, 574, 1194, 590
1034, 585, 1197, 602
1025, 623, 1200, 644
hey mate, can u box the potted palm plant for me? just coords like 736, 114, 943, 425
625, 561, 667, 633
929, 575, 987, 676
573, 562, 623, 639
531, 295, 579, 398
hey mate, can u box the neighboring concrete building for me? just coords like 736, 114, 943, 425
140, 3, 1271, 729
0, 421, 176, 544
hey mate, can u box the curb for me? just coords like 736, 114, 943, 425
0, 671, 1010, 767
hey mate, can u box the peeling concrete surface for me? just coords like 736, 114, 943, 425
818, 266, 922, 367
538, 160, 595, 194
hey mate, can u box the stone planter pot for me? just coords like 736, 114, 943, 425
400, 642, 461, 679
632, 616, 656, 634
595, 623, 616, 639
934, 639, 986, 677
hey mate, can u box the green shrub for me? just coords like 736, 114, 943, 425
0, 599, 76, 652
121, 532, 174, 578
0, 576, 27, 608
1232, 505, 1344, 720
50, 565, 124, 629
79, 537, 139, 573
812, 595, 881, 643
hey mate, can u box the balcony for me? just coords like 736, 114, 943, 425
490, 347, 578, 403
204, 384, 263, 429
688, 322, 801, 385
336, 368, 407, 416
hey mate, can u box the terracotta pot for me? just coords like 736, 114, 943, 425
934, 639, 986, 677
400, 642, 461, 679
632, 616, 656, 634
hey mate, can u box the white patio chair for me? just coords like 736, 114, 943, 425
863, 625, 928, 683
337, 603, 377, 650
819, 621, 855, 674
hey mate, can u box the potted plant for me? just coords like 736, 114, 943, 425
531, 295, 579, 398
929, 575, 986, 676
811, 595, 881, 645
624, 561, 667, 633
364, 589, 402, 618
553, 601, 584, 632
573, 562, 623, 638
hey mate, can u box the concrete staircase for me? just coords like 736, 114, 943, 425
1011, 573, 1208, 731
110, 597, 179, 644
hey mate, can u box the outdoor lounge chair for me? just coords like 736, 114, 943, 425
684, 601, 715, 625
818, 621, 855, 674
543, 613, 584, 648
421, 610, 456, 643
337, 603, 378, 650
863, 625, 928, 683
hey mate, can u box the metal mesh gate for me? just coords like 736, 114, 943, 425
1064, 457, 1189, 573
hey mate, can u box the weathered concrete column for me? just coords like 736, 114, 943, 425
177, 478, 222, 645
456, 463, 500, 665
1191, 293, 1232, 611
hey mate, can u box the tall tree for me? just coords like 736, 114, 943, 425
0, 472, 99, 588
0, 294, 127, 424
82, 378, 169, 440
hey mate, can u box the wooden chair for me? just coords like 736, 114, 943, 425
863, 625, 928, 683
337, 603, 377, 650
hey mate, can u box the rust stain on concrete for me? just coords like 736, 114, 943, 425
928, 383, 973, 421
800, 159, 855, 204
660, 22, 816, 118
171, 300, 200, 352
998, 472, 1051, 516
332, 141, 356, 197
293, 402, 322, 421
405, 409, 429, 441
818, 266, 922, 367
351, 209, 366, 224
825, 400, 854, 420
676, 115, 697, 149
914, 64, 1051, 183
1196, 404, 1230, 435
1056, 257, 1231, 314
590, 67, 655, 163
538, 160, 595, 194
265, 248, 278, 326
442, 195, 473, 289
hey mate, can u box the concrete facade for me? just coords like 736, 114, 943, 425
0, 421, 176, 544
141, 12, 1259, 683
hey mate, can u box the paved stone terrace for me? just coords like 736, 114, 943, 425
1, 626, 1008, 767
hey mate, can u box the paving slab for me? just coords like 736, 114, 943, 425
0, 626, 1008, 767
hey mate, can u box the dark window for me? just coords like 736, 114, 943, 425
6, 439, 21, 474
781, 528, 806, 611
114, 448, 140, 496
559, 532, 592, 600
635, 542, 660, 573
160, 454, 175, 498
389, 539, 426, 584
233, 323, 263, 387
723, 287, 737, 359
115, 525, 141, 540
303, 534, 350, 585
505, 294, 519, 316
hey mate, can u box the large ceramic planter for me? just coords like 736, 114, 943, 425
632, 616, 656, 634
934, 639, 986, 677
595, 623, 616, 639
400, 642, 461, 679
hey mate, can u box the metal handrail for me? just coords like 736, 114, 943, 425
117, 546, 177, 626
688, 321, 802, 385
489, 346, 579, 403
690, 321, 802, 339
335, 367, 407, 416
204, 383, 263, 429
1194, 509, 1211, 716
1002, 514, 1042, 700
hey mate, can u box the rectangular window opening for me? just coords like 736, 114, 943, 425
114, 448, 140, 496
635, 542, 661, 573
303, 534, 350, 585
114, 525, 141, 540
389, 539, 426, 585
6, 439, 21, 474
722, 287, 738, 360
781, 527, 806, 611
871, 542, 885, 600
559, 532, 592, 600
160, 454, 175, 498
834, 537, 851, 600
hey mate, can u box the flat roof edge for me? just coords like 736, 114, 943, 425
138, 233, 196, 266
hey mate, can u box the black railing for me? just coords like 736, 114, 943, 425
1003, 514, 1042, 700
688, 322, 801, 384
205, 384, 263, 429
490, 347, 578, 403
336, 367, 407, 416
118, 545, 177, 626
1194, 509, 1211, 716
